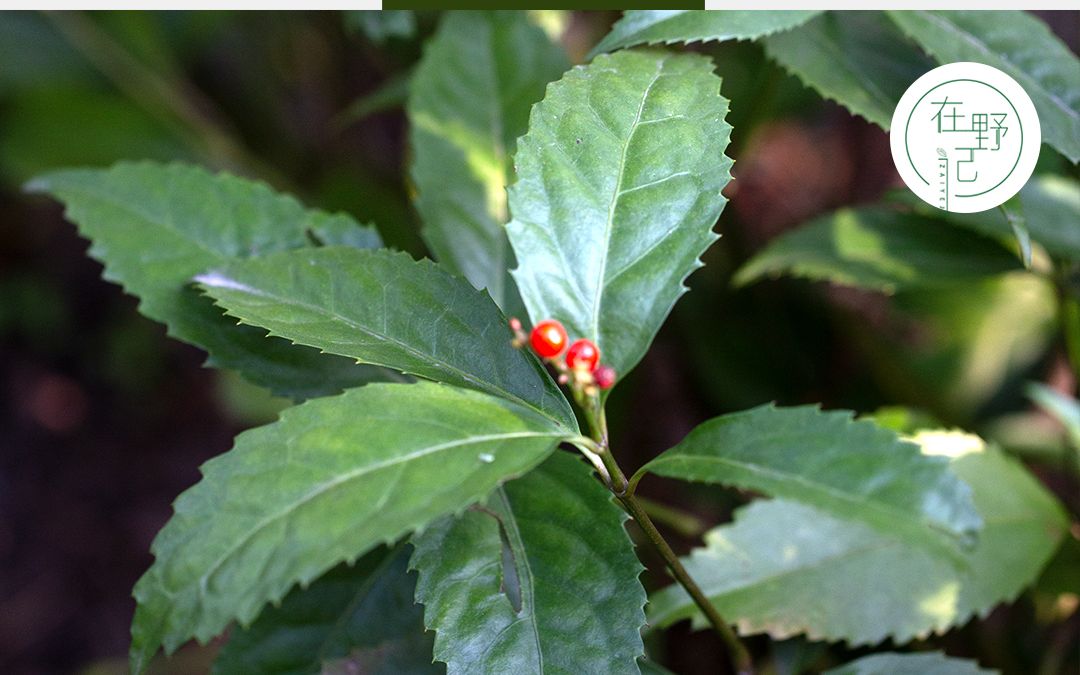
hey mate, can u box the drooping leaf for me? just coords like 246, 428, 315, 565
634, 406, 982, 556
195, 247, 575, 428
887, 10, 1080, 163
825, 652, 995, 675
410, 452, 646, 674
762, 12, 934, 129
733, 207, 1020, 293
409, 11, 567, 312
129, 381, 577, 673
648, 432, 1066, 645
507, 50, 732, 379
214, 544, 440, 675
26, 162, 388, 400
588, 10, 820, 57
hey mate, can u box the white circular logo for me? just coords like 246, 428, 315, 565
890, 62, 1041, 214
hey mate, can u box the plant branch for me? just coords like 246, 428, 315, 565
620, 491, 753, 675
576, 393, 752, 674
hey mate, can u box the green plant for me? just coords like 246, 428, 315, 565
26, 9, 1077, 675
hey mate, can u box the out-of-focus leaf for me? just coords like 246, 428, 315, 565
635, 406, 982, 556
411, 452, 645, 673
28, 162, 389, 400
0, 87, 191, 181
588, 10, 820, 57
507, 50, 732, 380
130, 381, 575, 673
734, 207, 1020, 293
345, 10, 417, 43
214, 545, 440, 675
335, 70, 412, 130
851, 273, 1057, 421
888, 176, 1080, 263
762, 12, 933, 129
649, 432, 1066, 645
826, 652, 995, 675
196, 247, 575, 429
888, 10, 1080, 163
1027, 383, 1080, 450
0, 13, 92, 93
409, 11, 567, 312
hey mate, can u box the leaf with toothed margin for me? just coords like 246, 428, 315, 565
762, 12, 934, 129
214, 544, 440, 675
25, 162, 391, 401
648, 433, 1066, 646
409, 10, 567, 314
506, 50, 732, 382
410, 451, 646, 674
195, 247, 575, 429
886, 10, 1080, 163
826, 652, 996, 675
588, 10, 821, 58
634, 405, 983, 560
129, 381, 577, 674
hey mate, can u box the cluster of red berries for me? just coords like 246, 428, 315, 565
510, 318, 616, 392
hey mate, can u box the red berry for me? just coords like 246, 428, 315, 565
566, 339, 600, 371
593, 364, 616, 389
530, 320, 568, 359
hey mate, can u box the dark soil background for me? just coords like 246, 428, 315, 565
0, 10, 1077, 675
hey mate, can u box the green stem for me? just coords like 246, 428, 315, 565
574, 392, 752, 674
620, 492, 753, 675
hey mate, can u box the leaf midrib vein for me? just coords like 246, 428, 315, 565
194, 430, 565, 604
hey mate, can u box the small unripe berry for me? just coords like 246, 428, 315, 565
593, 364, 616, 390
508, 317, 522, 332
566, 339, 600, 372
530, 319, 568, 359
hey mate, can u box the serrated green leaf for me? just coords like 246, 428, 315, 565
733, 207, 1020, 293
648, 432, 1066, 646
634, 406, 982, 556
409, 11, 567, 312
129, 381, 576, 673
887, 10, 1080, 163
214, 544, 440, 675
26, 162, 389, 400
762, 12, 934, 129
588, 10, 820, 58
507, 50, 732, 380
410, 452, 645, 674
826, 652, 995, 675
195, 247, 575, 429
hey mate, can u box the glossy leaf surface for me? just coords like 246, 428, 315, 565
409, 11, 567, 311
507, 50, 732, 378
130, 382, 574, 672
411, 452, 645, 674
763, 12, 934, 129
888, 10, 1080, 162
635, 405, 982, 555
196, 247, 574, 428
27, 162, 387, 400
649, 433, 1065, 645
